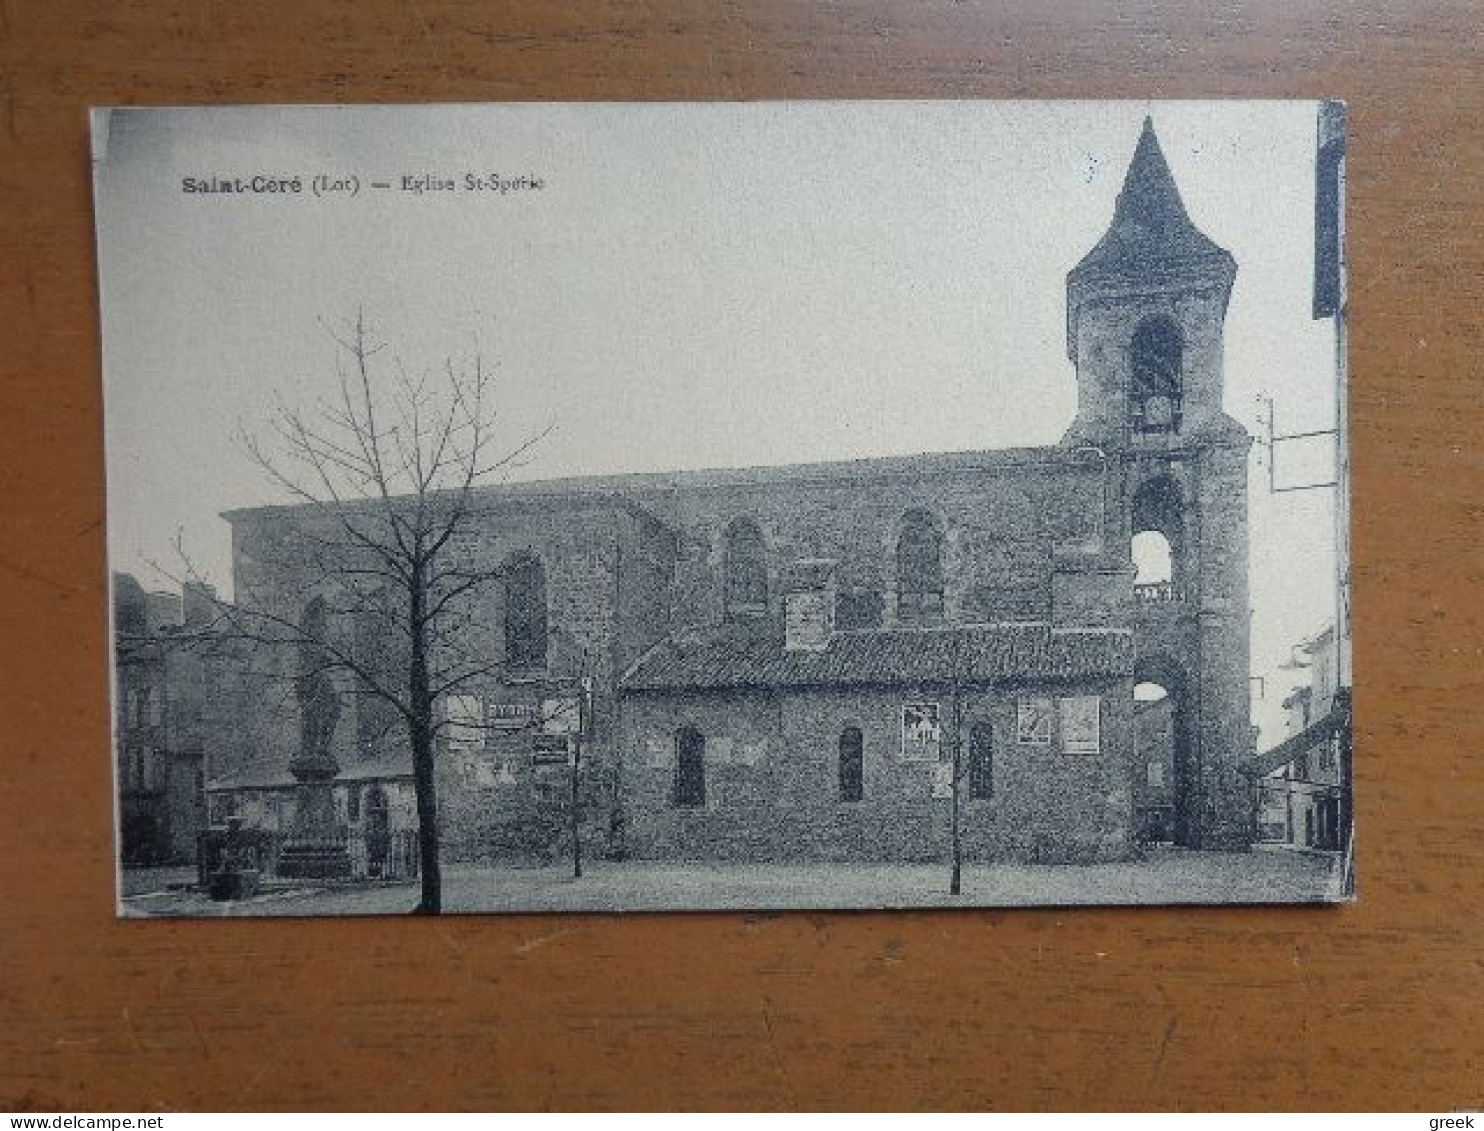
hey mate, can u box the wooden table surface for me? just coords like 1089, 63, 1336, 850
2, 0, 1481, 1112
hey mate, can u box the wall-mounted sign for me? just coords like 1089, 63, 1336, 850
1060, 696, 1101, 755
901, 702, 942, 762
1016, 698, 1054, 746
541, 696, 582, 736
932, 761, 953, 798
444, 694, 484, 750
486, 702, 538, 731
644, 738, 669, 769
532, 733, 573, 765
784, 590, 831, 651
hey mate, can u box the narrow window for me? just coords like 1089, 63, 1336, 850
838, 726, 864, 802
896, 509, 944, 624
673, 727, 706, 808
968, 722, 994, 800
724, 518, 768, 620
1129, 315, 1184, 433
503, 552, 548, 669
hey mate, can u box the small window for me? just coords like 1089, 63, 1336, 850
968, 723, 994, 800
838, 726, 864, 802
673, 727, 706, 808
347, 787, 361, 823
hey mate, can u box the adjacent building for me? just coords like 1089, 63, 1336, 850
112, 575, 218, 863
1250, 626, 1350, 852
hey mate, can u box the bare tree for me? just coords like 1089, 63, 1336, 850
194, 311, 551, 914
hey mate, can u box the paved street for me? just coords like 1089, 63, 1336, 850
119, 846, 1343, 917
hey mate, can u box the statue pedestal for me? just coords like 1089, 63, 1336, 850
277, 758, 352, 880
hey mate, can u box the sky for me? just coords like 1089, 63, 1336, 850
93, 101, 1343, 743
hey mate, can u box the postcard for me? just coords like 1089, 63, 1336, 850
94, 101, 1351, 915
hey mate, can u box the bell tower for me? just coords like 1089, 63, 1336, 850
1064, 117, 1254, 850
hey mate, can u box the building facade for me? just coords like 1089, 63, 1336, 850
113, 574, 218, 864
201, 118, 1254, 866
1252, 626, 1348, 852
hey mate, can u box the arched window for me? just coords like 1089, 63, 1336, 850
968, 722, 994, 800
896, 509, 944, 624
673, 727, 706, 808
503, 552, 548, 669
724, 518, 768, 620
1131, 475, 1185, 602
838, 726, 864, 802
1130, 316, 1183, 432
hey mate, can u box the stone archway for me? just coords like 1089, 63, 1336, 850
1134, 655, 1198, 848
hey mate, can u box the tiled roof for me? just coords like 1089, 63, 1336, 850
621, 623, 1133, 693
207, 751, 413, 791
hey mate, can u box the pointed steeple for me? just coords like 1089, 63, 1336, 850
1109, 117, 1198, 241
1065, 117, 1235, 360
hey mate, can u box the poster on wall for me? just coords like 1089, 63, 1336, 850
1060, 696, 1102, 755
96, 100, 1351, 914
1016, 698, 1055, 746
443, 695, 484, 751
901, 702, 942, 762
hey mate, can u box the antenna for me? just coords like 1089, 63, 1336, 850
1256, 392, 1338, 494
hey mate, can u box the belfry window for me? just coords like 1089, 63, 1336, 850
1130, 316, 1184, 433
896, 509, 944, 624
503, 552, 548, 669
723, 518, 768, 620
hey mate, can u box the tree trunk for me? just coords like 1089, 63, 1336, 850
950, 679, 963, 896
410, 717, 441, 914
408, 557, 442, 914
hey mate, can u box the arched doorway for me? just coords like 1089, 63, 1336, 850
365, 786, 390, 878
1134, 658, 1197, 847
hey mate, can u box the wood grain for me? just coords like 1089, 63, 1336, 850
2, 0, 1481, 1111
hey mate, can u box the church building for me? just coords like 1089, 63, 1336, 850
212, 118, 1254, 865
